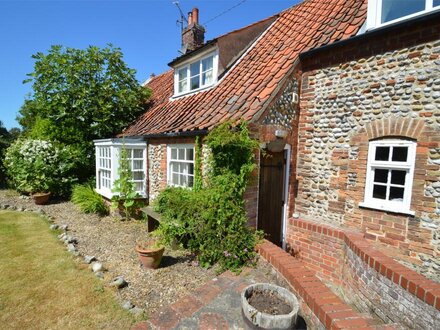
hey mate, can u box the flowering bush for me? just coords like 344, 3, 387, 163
4, 139, 78, 197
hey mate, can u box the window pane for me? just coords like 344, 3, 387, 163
188, 176, 194, 187
171, 148, 177, 159
181, 163, 188, 174
133, 160, 143, 170
178, 67, 187, 80
190, 76, 200, 90
392, 147, 408, 162
374, 169, 388, 183
188, 163, 194, 175
435, 0, 440, 6
172, 162, 179, 173
202, 56, 213, 71
389, 187, 404, 201
178, 148, 185, 160
180, 174, 187, 186
135, 182, 143, 192
373, 185, 387, 200
375, 146, 390, 161
133, 172, 144, 180
172, 173, 179, 184
202, 70, 213, 86
381, 0, 425, 23
187, 148, 194, 161
391, 170, 406, 185
190, 62, 200, 76
133, 149, 143, 158
178, 79, 187, 93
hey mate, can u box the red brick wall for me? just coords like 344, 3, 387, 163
285, 218, 440, 328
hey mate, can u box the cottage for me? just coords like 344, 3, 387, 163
95, 0, 440, 328
95, 0, 367, 242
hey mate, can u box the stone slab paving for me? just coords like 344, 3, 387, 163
133, 265, 295, 330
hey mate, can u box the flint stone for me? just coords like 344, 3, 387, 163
110, 276, 128, 289
67, 244, 77, 252
50, 224, 59, 230
58, 233, 67, 240
84, 255, 96, 264
95, 271, 105, 279
65, 236, 77, 244
129, 307, 144, 316
60, 224, 68, 231
92, 262, 104, 273
122, 301, 134, 310
3, 204, 10, 209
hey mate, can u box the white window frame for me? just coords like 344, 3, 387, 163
359, 139, 416, 215
366, 0, 440, 30
167, 144, 195, 188
173, 50, 218, 97
94, 139, 147, 199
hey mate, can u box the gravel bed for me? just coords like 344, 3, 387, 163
0, 189, 217, 316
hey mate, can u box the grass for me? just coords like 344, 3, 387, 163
0, 210, 139, 329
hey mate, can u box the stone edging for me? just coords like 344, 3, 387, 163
291, 218, 440, 311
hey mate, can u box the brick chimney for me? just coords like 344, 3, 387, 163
182, 8, 205, 53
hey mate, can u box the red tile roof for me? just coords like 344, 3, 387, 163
122, 0, 367, 137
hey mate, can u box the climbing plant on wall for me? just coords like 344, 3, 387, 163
154, 121, 262, 272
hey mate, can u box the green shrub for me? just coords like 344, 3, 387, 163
4, 139, 78, 197
154, 121, 262, 273
71, 184, 109, 216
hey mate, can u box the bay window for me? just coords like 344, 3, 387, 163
94, 139, 147, 199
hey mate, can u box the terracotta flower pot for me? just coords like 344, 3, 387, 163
32, 192, 51, 205
135, 242, 165, 269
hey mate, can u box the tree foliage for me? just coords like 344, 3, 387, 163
18, 45, 151, 178
0, 121, 21, 187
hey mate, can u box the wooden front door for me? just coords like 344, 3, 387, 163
257, 150, 286, 246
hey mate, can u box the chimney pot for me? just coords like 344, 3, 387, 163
187, 11, 193, 25
192, 7, 199, 24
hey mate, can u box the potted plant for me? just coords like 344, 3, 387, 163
135, 236, 165, 269
28, 175, 51, 205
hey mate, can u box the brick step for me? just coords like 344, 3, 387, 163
256, 240, 395, 330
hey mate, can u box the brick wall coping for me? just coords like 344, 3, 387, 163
257, 240, 394, 329
291, 218, 440, 311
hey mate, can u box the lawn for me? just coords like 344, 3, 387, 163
0, 210, 138, 329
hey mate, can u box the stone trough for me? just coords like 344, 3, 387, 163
241, 283, 300, 329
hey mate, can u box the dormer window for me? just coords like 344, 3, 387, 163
174, 51, 218, 96
367, 0, 440, 29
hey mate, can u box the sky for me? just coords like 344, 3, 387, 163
0, 0, 299, 130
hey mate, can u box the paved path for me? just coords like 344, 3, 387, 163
133, 266, 296, 330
